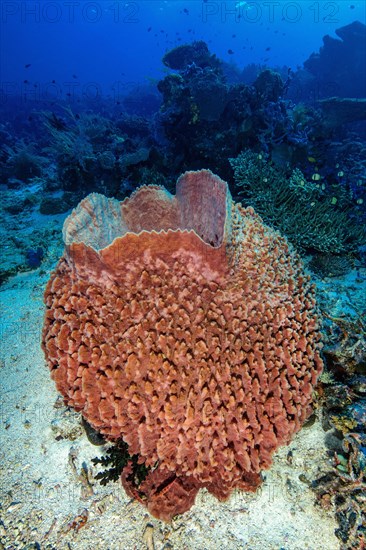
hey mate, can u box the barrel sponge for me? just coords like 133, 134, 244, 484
42, 169, 323, 521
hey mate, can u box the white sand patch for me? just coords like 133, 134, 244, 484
0, 268, 338, 549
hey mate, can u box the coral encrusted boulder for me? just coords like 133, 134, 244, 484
42, 169, 323, 521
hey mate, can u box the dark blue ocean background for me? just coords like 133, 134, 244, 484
1, 0, 365, 98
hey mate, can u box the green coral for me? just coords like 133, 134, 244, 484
229, 150, 365, 253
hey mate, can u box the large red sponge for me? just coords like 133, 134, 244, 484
42, 170, 323, 521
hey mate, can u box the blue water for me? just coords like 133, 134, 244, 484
1, 0, 365, 96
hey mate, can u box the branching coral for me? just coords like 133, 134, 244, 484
230, 150, 366, 254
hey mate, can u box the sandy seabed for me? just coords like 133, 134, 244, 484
0, 258, 341, 550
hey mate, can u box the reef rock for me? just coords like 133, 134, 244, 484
303, 21, 366, 98
42, 170, 323, 521
162, 40, 221, 72
318, 97, 366, 128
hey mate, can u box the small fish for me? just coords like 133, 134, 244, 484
51, 79, 56, 83
228, 49, 234, 55
349, 4, 355, 8
147, 26, 152, 31
75, 113, 80, 119
308, 156, 317, 163
25, 63, 31, 68
232, 34, 236, 38
23, 79, 29, 84
72, 74, 78, 79
265, 46, 271, 51
183, 8, 189, 14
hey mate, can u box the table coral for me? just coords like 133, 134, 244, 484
42, 169, 323, 521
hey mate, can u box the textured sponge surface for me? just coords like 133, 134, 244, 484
42, 170, 323, 521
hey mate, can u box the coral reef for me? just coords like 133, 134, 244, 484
157, 41, 315, 177
313, 432, 366, 549
41, 108, 157, 201
318, 98, 366, 129
157, 39, 365, 185
42, 170, 323, 521
308, 254, 353, 278
253, 69, 285, 103
302, 21, 366, 99
0, 182, 64, 284
162, 41, 221, 72
323, 311, 365, 378
314, 306, 366, 549
42, 110, 119, 196
306, 136, 366, 226
1, 140, 45, 183
230, 150, 366, 254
